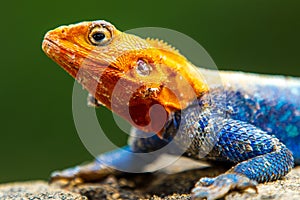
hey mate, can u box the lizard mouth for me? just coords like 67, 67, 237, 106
42, 37, 81, 78
42, 38, 60, 59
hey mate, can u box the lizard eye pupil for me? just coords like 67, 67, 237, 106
136, 59, 152, 76
92, 32, 105, 42
88, 24, 112, 46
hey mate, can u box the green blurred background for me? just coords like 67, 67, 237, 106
1, 0, 299, 183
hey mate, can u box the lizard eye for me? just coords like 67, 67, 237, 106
136, 59, 152, 76
88, 25, 112, 46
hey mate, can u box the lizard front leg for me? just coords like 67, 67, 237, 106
50, 127, 169, 186
191, 118, 294, 200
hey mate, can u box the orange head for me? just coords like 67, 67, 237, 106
42, 20, 208, 135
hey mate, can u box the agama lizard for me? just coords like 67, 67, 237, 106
42, 20, 300, 199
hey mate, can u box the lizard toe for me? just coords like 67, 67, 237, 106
49, 161, 118, 188
49, 166, 84, 187
191, 173, 258, 200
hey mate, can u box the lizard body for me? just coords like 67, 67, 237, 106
42, 20, 300, 199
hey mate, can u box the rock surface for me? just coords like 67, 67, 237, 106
1, 165, 300, 200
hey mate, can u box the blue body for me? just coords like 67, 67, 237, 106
225, 85, 300, 163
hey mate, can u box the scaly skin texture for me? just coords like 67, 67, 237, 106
42, 20, 300, 200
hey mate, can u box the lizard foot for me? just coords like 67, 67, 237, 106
191, 173, 258, 200
49, 162, 118, 188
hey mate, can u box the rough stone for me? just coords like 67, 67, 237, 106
1, 165, 300, 200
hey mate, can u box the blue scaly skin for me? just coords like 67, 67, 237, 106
50, 71, 299, 200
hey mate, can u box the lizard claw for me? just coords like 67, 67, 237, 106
49, 162, 118, 187
49, 166, 84, 187
191, 173, 258, 200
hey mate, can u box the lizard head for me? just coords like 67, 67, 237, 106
42, 20, 208, 135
